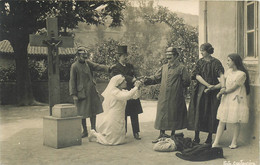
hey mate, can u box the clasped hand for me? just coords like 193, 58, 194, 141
204, 85, 215, 93
134, 80, 142, 88
136, 76, 147, 83
216, 88, 226, 99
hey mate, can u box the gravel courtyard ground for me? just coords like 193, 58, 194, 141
0, 100, 259, 165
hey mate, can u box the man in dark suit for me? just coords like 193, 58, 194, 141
111, 45, 143, 140
69, 46, 111, 138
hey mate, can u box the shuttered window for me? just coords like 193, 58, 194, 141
245, 1, 258, 58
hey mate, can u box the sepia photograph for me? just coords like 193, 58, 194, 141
0, 0, 259, 164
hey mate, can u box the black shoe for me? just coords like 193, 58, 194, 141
152, 134, 163, 143
152, 139, 159, 143
162, 133, 171, 138
82, 131, 88, 138
134, 133, 141, 140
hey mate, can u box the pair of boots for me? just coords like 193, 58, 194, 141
81, 117, 96, 138
82, 128, 88, 138
193, 131, 212, 144
82, 127, 97, 138
152, 130, 175, 143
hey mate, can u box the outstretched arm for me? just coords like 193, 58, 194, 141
86, 60, 110, 73
113, 81, 141, 100
143, 67, 162, 86
113, 87, 139, 101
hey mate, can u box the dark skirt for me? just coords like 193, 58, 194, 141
187, 83, 220, 133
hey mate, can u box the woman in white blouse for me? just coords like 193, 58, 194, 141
89, 74, 141, 145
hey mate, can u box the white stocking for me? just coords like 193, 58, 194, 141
212, 121, 226, 147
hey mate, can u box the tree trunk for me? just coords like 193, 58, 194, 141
10, 33, 35, 105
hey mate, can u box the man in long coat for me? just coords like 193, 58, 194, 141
111, 45, 143, 140
144, 47, 190, 143
69, 47, 110, 138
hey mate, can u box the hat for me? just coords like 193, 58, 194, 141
77, 45, 88, 51
117, 45, 127, 54
76, 46, 90, 57
166, 47, 179, 56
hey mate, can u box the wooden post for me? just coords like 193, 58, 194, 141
29, 17, 74, 115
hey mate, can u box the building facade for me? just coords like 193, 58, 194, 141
199, 1, 259, 144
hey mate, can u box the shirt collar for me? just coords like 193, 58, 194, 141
78, 59, 85, 64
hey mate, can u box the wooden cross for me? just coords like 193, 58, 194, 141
29, 17, 74, 115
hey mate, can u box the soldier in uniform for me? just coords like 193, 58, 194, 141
144, 47, 190, 143
69, 47, 111, 138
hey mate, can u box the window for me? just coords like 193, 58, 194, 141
245, 1, 258, 58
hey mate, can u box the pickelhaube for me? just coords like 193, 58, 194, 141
77, 46, 90, 56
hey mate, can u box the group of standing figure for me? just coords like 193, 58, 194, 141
69, 43, 250, 148
69, 45, 143, 145
188, 43, 250, 149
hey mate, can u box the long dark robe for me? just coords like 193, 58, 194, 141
69, 60, 109, 118
187, 57, 224, 133
144, 61, 190, 130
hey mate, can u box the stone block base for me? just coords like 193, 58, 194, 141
52, 104, 77, 118
43, 116, 82, 149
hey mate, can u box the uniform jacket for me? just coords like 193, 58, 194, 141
69, 60, 109, 118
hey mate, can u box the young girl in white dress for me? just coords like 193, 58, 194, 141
88, 74, 141, 145
212, 53, 250, 149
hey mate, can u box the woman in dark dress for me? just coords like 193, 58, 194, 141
187, 43, 224, 144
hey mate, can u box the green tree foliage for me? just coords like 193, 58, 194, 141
89, 38, 118, 81
0, 65, 16, 81
143, 6, 199, 74
142, 6, 199, 98
78, 2, 198, 99
0, 1, 125, 105
121, 1, 166, 76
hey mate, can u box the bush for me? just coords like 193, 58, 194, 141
0, 65, 16, 81
59, 57, 76, 81
28, 59, 48, 81
89, 38, 119, 81
141, 84, 160, 100
0, 57, 77, 82
28, 57, 77, 81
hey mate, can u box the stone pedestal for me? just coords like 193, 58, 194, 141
52, 104, 78, 118
43, 104, 82, 149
